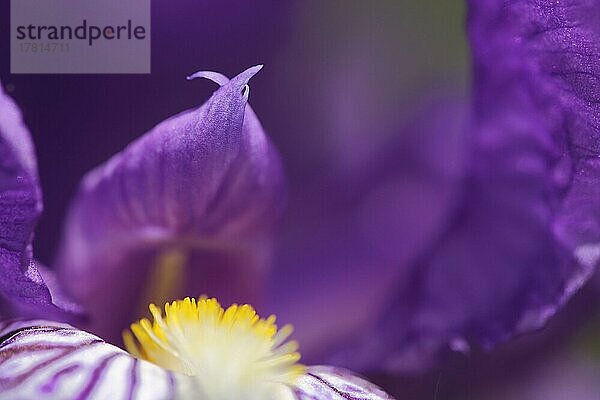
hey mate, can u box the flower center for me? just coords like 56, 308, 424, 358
124, 297, 304, 400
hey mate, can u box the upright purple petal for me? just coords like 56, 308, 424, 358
57, 66, 285, 343
329, 0, 600, 372
0, 84, 79, 321
0, 319, 176, 399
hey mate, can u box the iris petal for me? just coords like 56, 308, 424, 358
268, 95, 468, 361
0, 84, 80, 321
293, 366, 394, 400
0, 320, 176, 399
330, 0, 600, 372
469, 1, 600, 258
56, 67, 285, 343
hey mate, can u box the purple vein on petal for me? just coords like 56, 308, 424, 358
39, 364, 81, 394
74, 353, 121, 400
127, 359, 139, 400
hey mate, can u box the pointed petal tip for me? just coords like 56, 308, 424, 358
248, 64, 264, 73
245, 64, 264, 77
231, 64, 264, 85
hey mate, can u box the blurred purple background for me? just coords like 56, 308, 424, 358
0, 1, 467, 264
2, 1, 600, 398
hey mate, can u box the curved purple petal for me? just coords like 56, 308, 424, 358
469, 1, 600, 264
0, 84, 79, 321
329, 0, 600, 373
0, 319, 176, 399
57, 66, 285, 343
293, 366, 394, 400
268, 95, 468, 360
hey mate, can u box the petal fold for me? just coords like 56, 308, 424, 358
330, 0, 600, 372
0, 84, 79, 321
0, 319, 176, 399
57, 66, 285, 343
469, 0, 600, 252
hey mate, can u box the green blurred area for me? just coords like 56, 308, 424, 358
313, 0, 469, 89
270, 0, 468, 183
298, 0, 469, 111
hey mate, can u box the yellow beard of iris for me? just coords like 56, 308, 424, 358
123, 297, 305, 400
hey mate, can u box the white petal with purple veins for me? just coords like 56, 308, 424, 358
0, 320, 175, 400
293, 366, 395, 400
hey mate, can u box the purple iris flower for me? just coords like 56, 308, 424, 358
2, 0, 600, 397
0, 67, 394, 399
